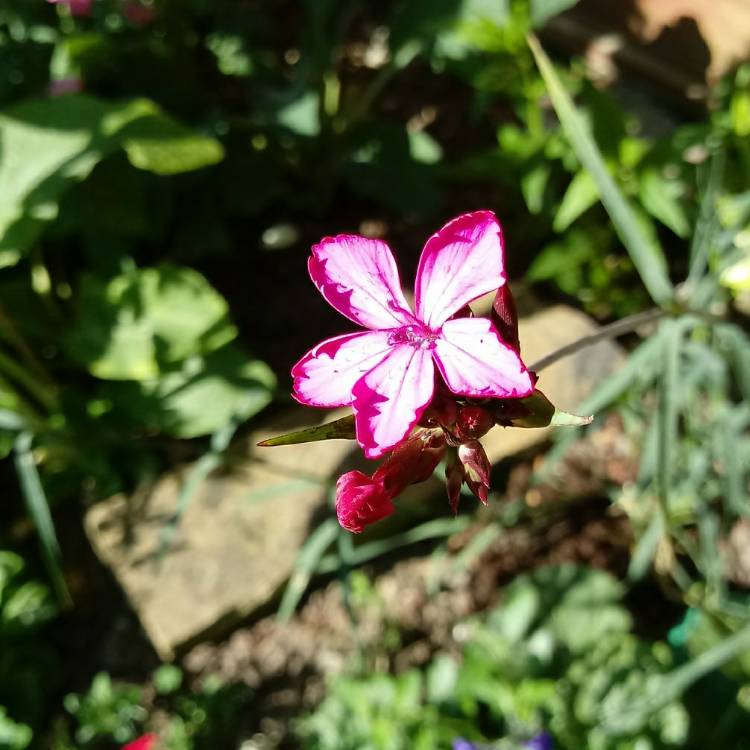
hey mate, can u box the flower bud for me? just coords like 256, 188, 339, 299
458, 440, 491, 504
335, 471, 395, 533
454, 405, 494, 441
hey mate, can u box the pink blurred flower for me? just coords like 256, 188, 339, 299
122, 734, 158, 750
292, 211, 533, 459
124, 1, 156, 26
47, 0, 93, 18
47, 77, 84, 96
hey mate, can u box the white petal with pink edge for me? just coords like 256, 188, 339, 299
292, 330, 393, 408
352, 344, 435, 459
308, 235, 414, 330
433, 317, 533, 398
414, 211, 507, 328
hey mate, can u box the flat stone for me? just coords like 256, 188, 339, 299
84, 410, 358, 659
84, 304, 624, 658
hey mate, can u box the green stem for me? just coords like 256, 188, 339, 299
0, 302, 54, 387
529, 307, 667, 372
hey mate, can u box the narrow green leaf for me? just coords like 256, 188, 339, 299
528, 35, 674, 306
316, 516, 472, 573
578, 331, 664, 415
13, 432, 71, 606
627, 510, 664, 582
277, 516, 339, 621
521, 162, 551, 214
657, 319, 681, 519
258, 414, 356, 447
157, 418, 240, 560
553, 169, 599, 231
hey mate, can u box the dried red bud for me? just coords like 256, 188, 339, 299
491, 284, 520, 354
458, 440, 491, 504
444, 448, 463, 514
375, 428, 446, 495
454, 405, 494, 441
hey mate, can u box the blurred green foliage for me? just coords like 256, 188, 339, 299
0, 1, 749, 749
0, 549, 57, 750
300, 566, 750, 749
53, 666, 251, 750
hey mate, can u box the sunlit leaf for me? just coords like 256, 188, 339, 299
66, 265, 236, 381
553, 169, 599, 231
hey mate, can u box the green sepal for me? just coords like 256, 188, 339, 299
488, 389, 593, 429
257, 414, 356, 447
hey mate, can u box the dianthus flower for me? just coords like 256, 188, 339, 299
292, 211, 533, 459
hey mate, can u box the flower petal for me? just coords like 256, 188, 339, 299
292, 331, 393, 407
433, 317, 533, 398
309, 235, 414, 329
415, 211, 507, 327
352, 344, 435, 459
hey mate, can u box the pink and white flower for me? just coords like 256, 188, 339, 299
292, 211, 533, 459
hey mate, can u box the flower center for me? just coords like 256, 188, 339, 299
388, 324, 438, 349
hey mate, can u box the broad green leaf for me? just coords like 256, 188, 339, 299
639, 168, 690, 237
720, 249, 750, 291
0, 708, 32, 750
137, 346, 276, 438
553, 169, 599, 231
275, 91, 320, 137
258, 414, 356, 447
67, 265, 236, 380
529, 36, 674, 306
120, 103, 225, 175
488, 565, 630, 653
0, 94, 224, 263
408, 130, 443, 164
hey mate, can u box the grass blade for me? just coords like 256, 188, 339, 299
157, 418, 240, 560
13, 431, 71, 606
316, 516, 472, 573
687, 150, 723, 289
528, 35, 674, 306
277, 515, 340, 621
657, 319, 681, 523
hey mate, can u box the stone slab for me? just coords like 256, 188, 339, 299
84, 410, 358, 659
